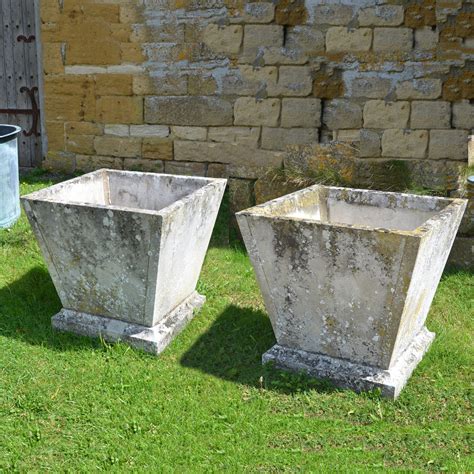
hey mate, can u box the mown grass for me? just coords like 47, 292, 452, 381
0, 173, 472, 471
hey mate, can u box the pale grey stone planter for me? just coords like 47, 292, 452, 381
237, 186, 466, 398
22, 170, 226, 354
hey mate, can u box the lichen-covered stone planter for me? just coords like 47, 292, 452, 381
22, 170, 226, 354
237, 186, 466, 398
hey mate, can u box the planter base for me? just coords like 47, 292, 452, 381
52, 292, 205, 355
262, 326, 435, 399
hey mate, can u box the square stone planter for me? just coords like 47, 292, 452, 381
22, 170, 226, 354
237, 186, 466, 398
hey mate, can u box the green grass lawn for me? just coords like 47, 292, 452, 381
0, 173, 472, 471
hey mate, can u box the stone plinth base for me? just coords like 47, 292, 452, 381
262, 326, 435, 399
52, 292, 205, 355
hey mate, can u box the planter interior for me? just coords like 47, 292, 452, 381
237, 185, 466, 398
22, 169, 226, 353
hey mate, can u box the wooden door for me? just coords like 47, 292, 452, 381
0, 0, 42, 169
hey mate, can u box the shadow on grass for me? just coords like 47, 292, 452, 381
180, 304, 338, 394
0, 266, 98, 351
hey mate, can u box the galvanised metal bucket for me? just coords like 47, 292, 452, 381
0, 125, 22, 229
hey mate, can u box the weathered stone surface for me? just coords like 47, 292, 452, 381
238, 185, 466, 397
203, 24, 243, 54
105, 124, 130, 137
261, 127, 318, 150
222, 66, 277, 96
429, 130, 468, 160
208, 127, 260, 146
242, 2, 275, 23
275, 0, 307, 26
172, 126, 207, 141
123, 159, 165, 173
52, 293, 205, 355
382, 129, 428, 158
358, 6, 404, 26
243, 24, 284, 50
142, 138, 173, 160
22, 171, 226, 353
415, 27, 439, 50
234, 97, 280, 126
164, 161, 207, 176
452, 101, 474, 129
411, 101, 451, 129
323, 100, 362, 130
312, 5, 353, 25
96, 96, 143, 125
286, 26, 325, 55
360, 129, 381, 157
345, 73, 392, 99
276, 66, 312, 96
281, 98, 321, 128
326, 27, 372, 53
94, 136, 141, 158
363, 101, 410, 129
174, 140, 283, 168
396, 79, 442, 100
130, 125, 170, 138
145, 96, 233, 126
373, 28, 413, 52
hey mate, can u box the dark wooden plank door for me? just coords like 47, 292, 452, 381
0, 0, 42, 168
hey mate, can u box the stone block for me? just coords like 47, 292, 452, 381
75, 155, 123, 172
221, 66, 277, 96
373, 28, 413, 52
96, 96, 143, 124
123, 159, 165, 173
382, 129, 428, 158
174, 141, 283, 168
67, 40, 121, 66
346, 73, 392, 99
130, 125, 170, 138
415, 27, 439, 50
105, 124, 130, 137
172, 126, 207, 141
208, 127, 260, 147
312, 5, 353, 25
66, 122, 103, 136
43, 43, 64, 75
360, 129, 381, 157
358, 6, 404, 26
94, 136, 142, 158
429, 130, 468, 160
145, 96, 233, 126
95, 74, 133, 96
323, 100, 362, 130
203, 24, 243, 54
261, 128, 318, 151
363, 101, 410, 129
396, 79, 442, 100
242, 3, 275, 23
326, 27, 372, 53
133, 74, 187, 96
234, 98, 280, 126
66, 134, 95, 155
239, 46, 308, 65
142, 139, 174, 160
411, 101, 451, 129
452, 101, 474, 130
46, 121, 65, 152
164, 161, 207, 176
286, 26, 325, 55
276, 66, 312, 96
281, 98, 321, 128
244, 25, 284, 50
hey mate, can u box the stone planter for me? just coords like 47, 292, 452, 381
22, 170, 226, 354
237, 186, 466, 398
0, 125, 22, 229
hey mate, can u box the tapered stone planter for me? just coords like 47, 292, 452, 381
22, 170, 226, 354
237, 186, 466, 398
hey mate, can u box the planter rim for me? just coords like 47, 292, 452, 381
237, 184, 467, 238
0, 125, 22, 145
21, 169, 227, 217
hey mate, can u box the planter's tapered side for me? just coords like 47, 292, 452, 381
22, 170, 226, 354
237, 185, 466, 398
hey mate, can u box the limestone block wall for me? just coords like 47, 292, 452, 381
40, 0, 473, 195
